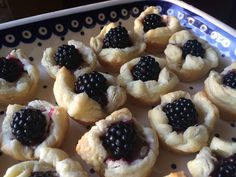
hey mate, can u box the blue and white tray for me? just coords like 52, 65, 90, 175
0, 0, 236, 176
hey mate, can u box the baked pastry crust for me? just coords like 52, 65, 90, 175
0, 49, 39, 105
187, 137, 236, 177
118, 55, 179, 106
1, 100, 68, 161
76, 108, 159, 177
90, 23, 146, 72
164, 171, 187, 177
3, 147, 88, 177
53, 67, 127, 123
148, 90, 219, 153
134, 6, 181, 54
41, 39, 98, 79
164, 30, 219, 82
204, 62, 236, 121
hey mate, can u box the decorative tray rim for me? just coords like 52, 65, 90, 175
0, 0, 236, 37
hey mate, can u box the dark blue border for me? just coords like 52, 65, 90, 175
0, 0, 236, 59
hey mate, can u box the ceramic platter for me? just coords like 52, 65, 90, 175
0, 0, 236, 176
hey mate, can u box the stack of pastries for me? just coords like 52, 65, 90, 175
0, 5, 235, 177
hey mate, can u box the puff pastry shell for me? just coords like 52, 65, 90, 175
164, 171, 187, 177
118, 55, 179, 106
0, 49, 39, 105
1, 100, 68, 160
148, 91, 219, 153
164, 30, 219, 82
90, 23, 146, 72
134, 6, 181, 54
187, 137, 236, 177
204, 62, 236, 121
41, 39, 98, 79
3, 147, 88, 177
76, 108, 159, 177
53, 67, 127, 123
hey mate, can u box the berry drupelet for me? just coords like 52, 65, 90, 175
30, 171, 59, 177
74, 71, 108, 107
101, 121, 137, 160
143, 13, 166, 33
223, 70, 236, 89
131, 55, 161, 82
216, 153, 236, 177
11, 108, 47, 146
0, 57, 24, 82
55, 44, 82, 71
163, 97, 198, 132
103, 26, 132, 49
182, 39, 205, 59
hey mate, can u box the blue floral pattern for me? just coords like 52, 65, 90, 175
0, 0, 236, 59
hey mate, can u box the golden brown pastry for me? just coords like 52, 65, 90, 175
76, 108, 159, 177
204, 62, 236, 121
53, 67, 127, 123
90, 23, 146, 72
118, 55, 179, 106
187, 137, 236, 177
42, 39, 98, 79
0, 49, 39, 105
164, 30, 219, 82
3, 147, 88, 177
148, 91, 219, 153
164, 171, 187, 177
134, 6, 181, 54
1, 100, 68, 160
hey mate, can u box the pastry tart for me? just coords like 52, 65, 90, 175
164, 171, 187, 177
187, 137, 236, 177
90, 23, 146, 72
76, 108, 159, 177
164, 30, 219, 82
148, 90, 219, 153
42, 39, 97, 79
53, 67, 127, 123
204, 62, 236, 121
3, 147, 88, 177
134, 6, 181, 54
0, 49, 39, 105
1, 100, 68, 160
118, 55, 179, 106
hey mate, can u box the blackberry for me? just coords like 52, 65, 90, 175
0, 57, 24, 82
74, 71, 108, 107
11, 108, 47, 146
143, 13, 166, 33
30, 171, 59, 177
131, 55, 161, 81
182, 39, 205, 58
217, 154, 236, 177
55, 44, 82, 70
163, 97, 198, 132
101, 121, 137, 160
223, 71, 236, 89
103, 26, 132, 49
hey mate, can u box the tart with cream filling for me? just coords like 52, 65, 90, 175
42, 39, 98, 79
187, 137, 236, 177
1, 100, 68, 160
148, 90, 219, 153
53, 67, 127, 123
0, 49, 39, 105
164, 30, 219, 82
134, 6, 181, 54
76, 108, 159, 177
3, 147, 88, 177
118, 55, 179, 106
90, 23, 146, 72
